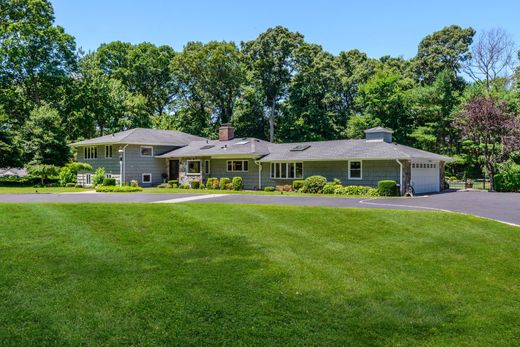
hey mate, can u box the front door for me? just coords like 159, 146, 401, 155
169, 160, 179, 180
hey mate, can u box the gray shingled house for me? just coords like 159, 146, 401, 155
71, 124, 451, 194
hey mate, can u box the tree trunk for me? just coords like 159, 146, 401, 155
269, 98, 276, 142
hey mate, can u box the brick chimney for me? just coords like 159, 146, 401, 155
219, 123, 234, 141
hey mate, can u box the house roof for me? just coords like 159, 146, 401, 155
0, 168, 27, 177
364, 126, 394, 134
70, 128, 205, 147
257, 139, 451, 162
156, 138, 271, 158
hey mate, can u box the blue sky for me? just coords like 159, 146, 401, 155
51, 0, 520, 58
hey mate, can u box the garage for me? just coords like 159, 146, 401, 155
411, 161, 440, 194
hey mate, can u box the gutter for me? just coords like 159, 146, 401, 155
120, 144, 129, 185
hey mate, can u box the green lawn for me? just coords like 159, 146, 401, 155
0, 187, 93, 194
449, 181, 488, 190
0, 203, 518, 345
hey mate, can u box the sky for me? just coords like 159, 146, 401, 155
51, 0, 520, 59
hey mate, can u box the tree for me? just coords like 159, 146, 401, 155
356, 68, 415, 143
413, 25, 475, 84
0, 0, 76, 111
22, 104, 70, 166
453, 96, 520, 190
466, 28, 516, 90
242, 26, 304, 141
26, 164, 59, 185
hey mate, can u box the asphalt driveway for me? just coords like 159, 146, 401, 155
0, 190, 519, 226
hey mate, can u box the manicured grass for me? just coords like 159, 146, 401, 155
0, 203, 518, 345
0, 187, 93, 194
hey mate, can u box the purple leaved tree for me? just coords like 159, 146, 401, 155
453, 96, 520, 191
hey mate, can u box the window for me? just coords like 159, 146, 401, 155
84, 146, 97, 159
187, 160, 201, 175
140, 146, 153, 157
105, 145, 113, 158
227, 160, 249, 172
204, 160, 210, 174
85, 173, 91, 185
349, 161, 362, 180
142, 173, 152, 183
270, 162, 303, 179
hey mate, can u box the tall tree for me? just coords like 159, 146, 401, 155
466, 28, 516, 90
453, 96, 520, 190
21, 104, 70, 166
242, 26, 304, 142
0, 0, 76, 112
0, 105, 21, 167
413, 25, 475, 84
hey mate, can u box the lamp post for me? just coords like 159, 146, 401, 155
118, 149, 124, 186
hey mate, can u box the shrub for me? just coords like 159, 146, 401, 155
206, 178, 218, 189
179, 183, 190, 189
157, 183, 170, 188
449, 176, 457, 182
332, 178, 342, 185
191, 180, 201, 189
171, 183, 178, 188
232, 177, 243, 191
74, 183, 83, 188
292, 180, 305, 191
367, 188, 380, 197
92, 167, 106, 186
130, 180, 138, 187
264, 186, 275, 192
168, 180, 178, 186
322, 183, 337, 194
302, 175, 327, 194
58, 166, 76, 186
96, 185, 142, 193
219, 177, 230, 190
102, 177, 116, 186
378, 180, 398, 196
345, 185, 371, 195
65, 182, 76, 187
224, 183, 233, 190
26, 164, 59, 186
0, 176, 41, 187
275, 185, 292, 192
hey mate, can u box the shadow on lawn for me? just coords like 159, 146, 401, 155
0, 208, 460, 346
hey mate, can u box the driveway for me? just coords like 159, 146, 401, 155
0, 190, 518, 226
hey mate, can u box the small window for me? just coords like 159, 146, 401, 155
105, 145, 113, 158
142, 173, 152, 183
85, 174, 91, 185
226, 160, 249, 172
187, 160, 201, 175
140, 146, 153, 157
204, 160, 210, 174
349, 161, 362, 180
84, 146, 97, 159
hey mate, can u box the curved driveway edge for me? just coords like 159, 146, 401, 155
0, 191, 518, 226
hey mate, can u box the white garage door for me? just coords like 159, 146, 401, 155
411, 161, 440, 194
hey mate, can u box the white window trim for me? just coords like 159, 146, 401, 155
105, 145, 112, 158
226, 160, 249, 172
142, 173, 152, 183
84, 146, 97, 160
348, 160, 363, 180
270, 162, 304, 179
204, 160, 210, 174
140, 146, 154, 157
186, 160, 202, 175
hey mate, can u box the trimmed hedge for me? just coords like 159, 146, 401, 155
322, 183, 337, 194
0, 176, 43, 187
206, 178, 218, 189
102, 177, 116, 186
96, 185, 142, 193
232, 177, 243, 191
168, 180, 178, 186
219, 177, 230, 190
292, 180, 305, 191
494, 173, 520, 192
191, 180, 201, 189
302, 175, 327, 194
264, 186, 275, 192
378, 180, 398, 196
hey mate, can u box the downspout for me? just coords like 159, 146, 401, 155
121, 144, 129, 186
254, 161, 262, 190
395, 159, 403, 196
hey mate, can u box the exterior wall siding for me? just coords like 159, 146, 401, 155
260, 160, 401, 189
76, 144, 174, 187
